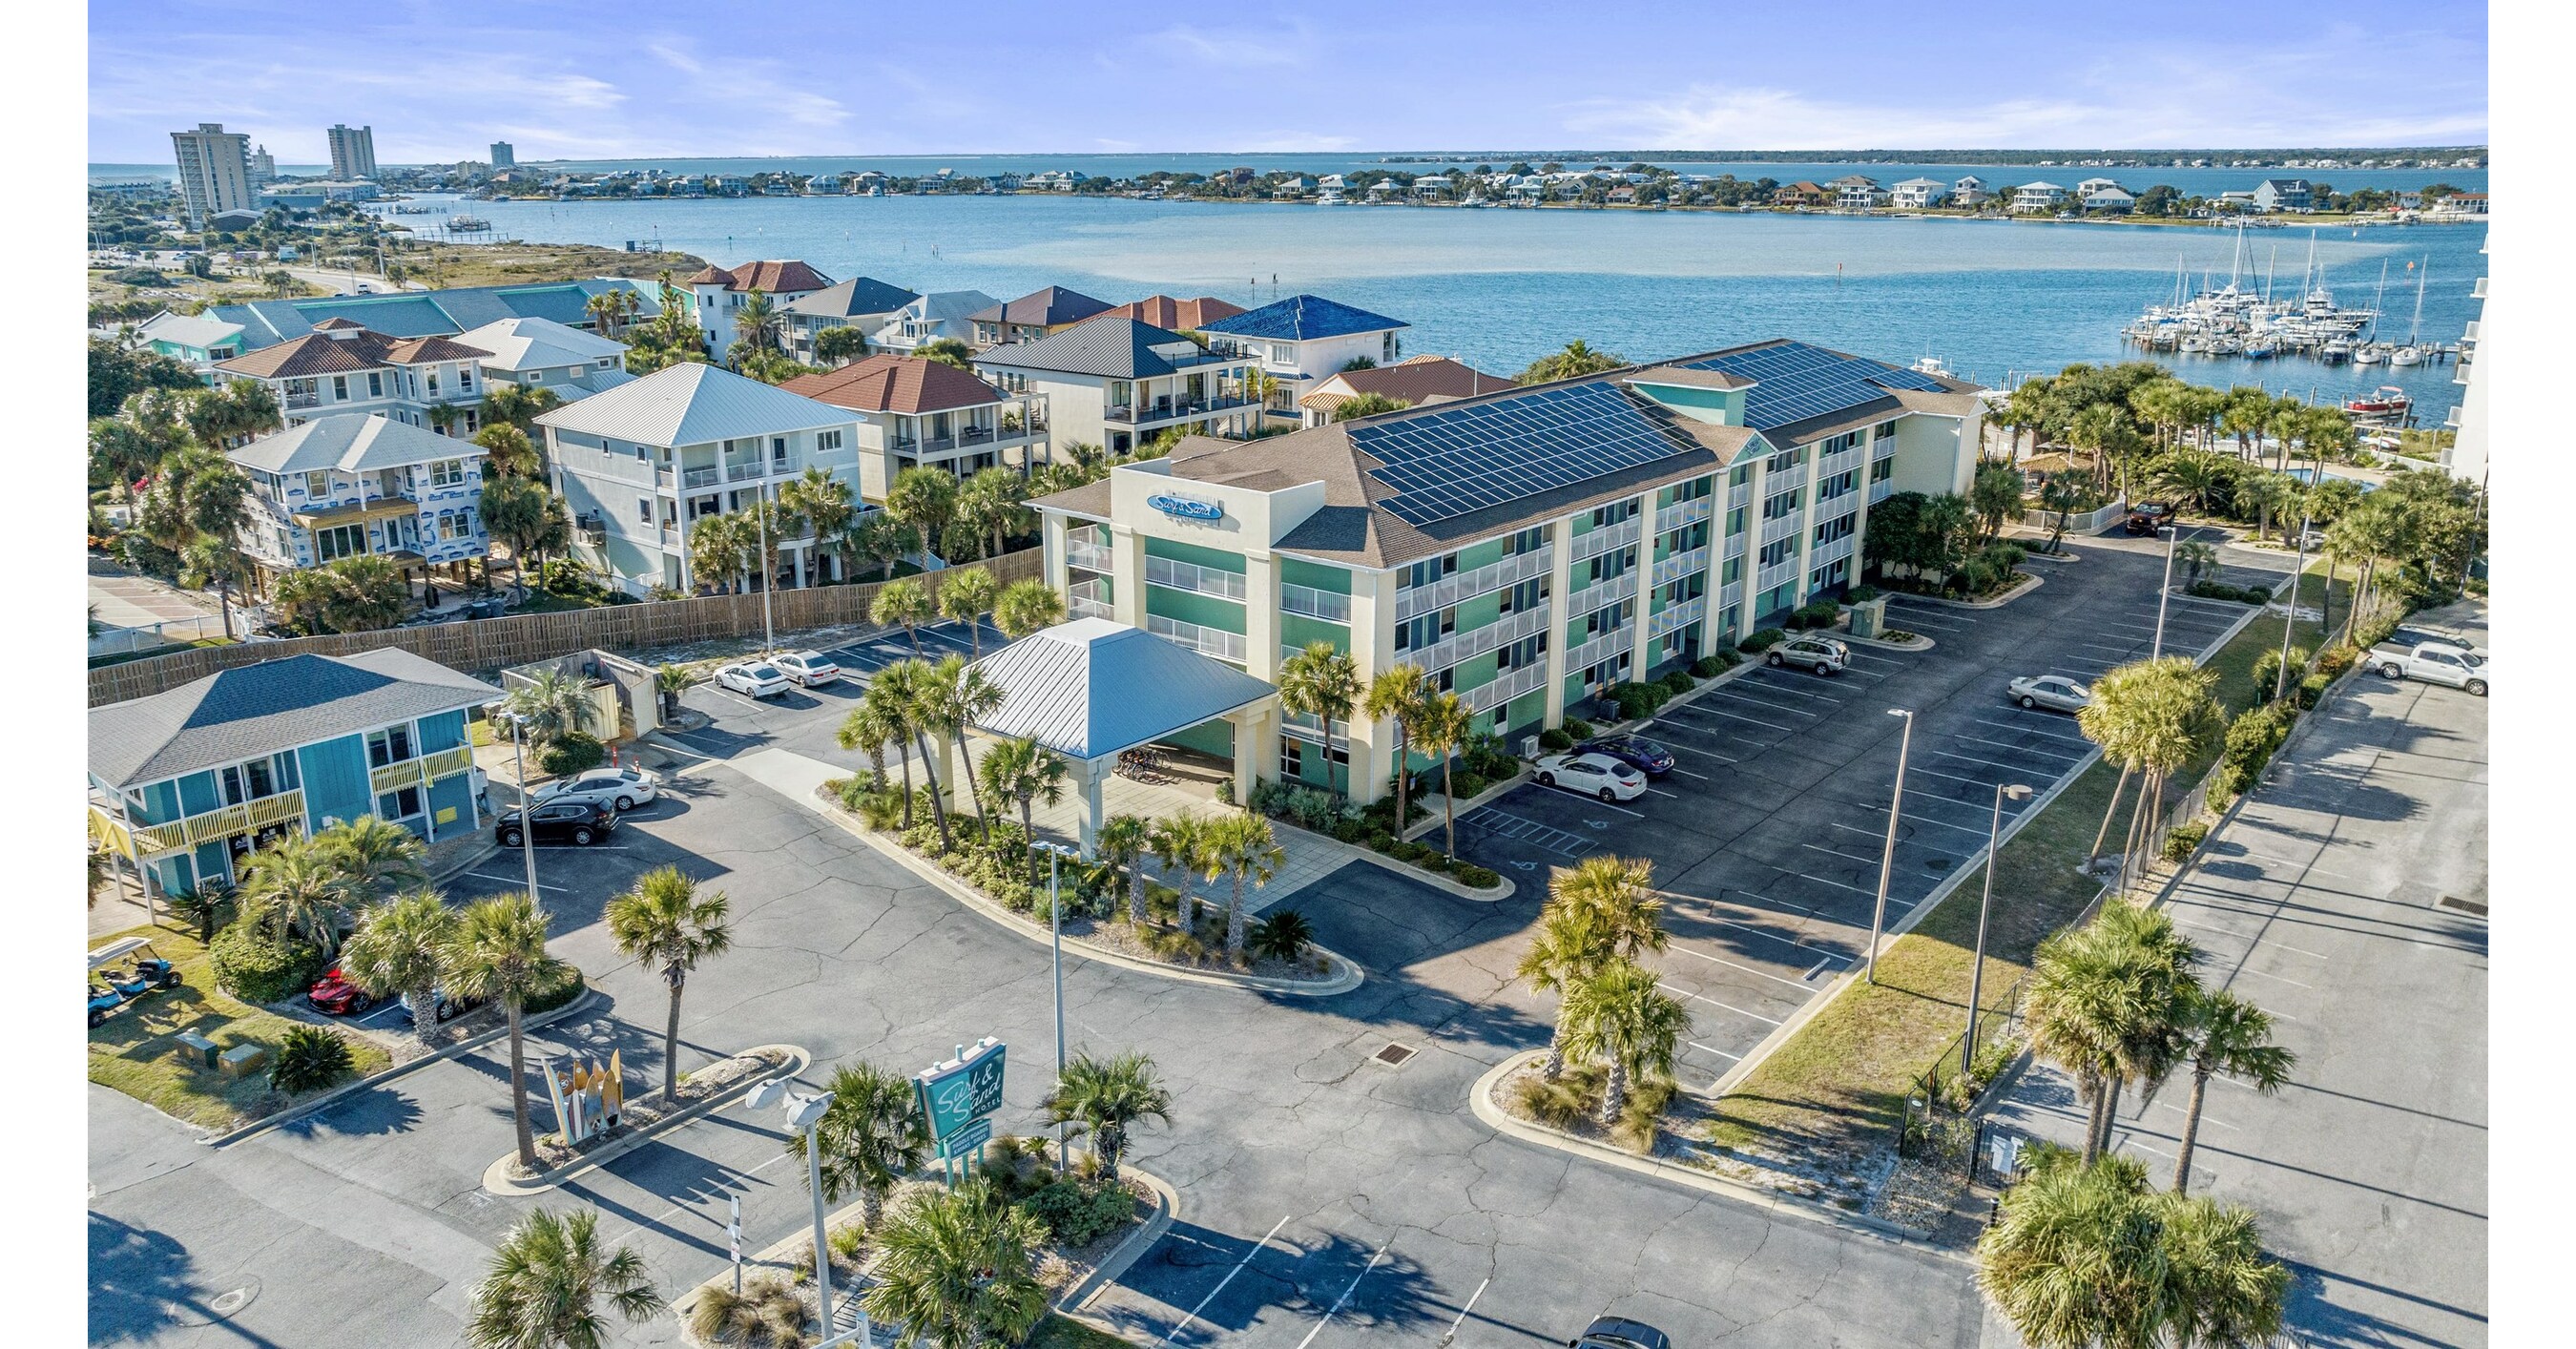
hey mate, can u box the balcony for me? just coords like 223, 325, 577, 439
1564, 628, 1632, 676
1723, 529, 1749, 560
1869, 477, 1897, 505
1570, 515, 1642, 564
681, 465, 724, 489
284, 389, 322, 411
1809, 533, 1859, 569
1066, 538, 1113, 572
1728, 479, 1753, 509
1652, 594, 1707, 640
1465, 659, 1549, 716
1570, 569, 1640, 609
1146, 614, 1246, 663
1395, 545, 1551, 622
1661, 495, 1714, 529
1755, 556, 1803, 593
1759, 508, 1806, 547
1103, 394, 1258, 426
1069, 578, 1111, 619
895, 416, 1048, 455
1408, 604, 1551, 675
94, 788, 308, 859
1652, 546, 1710, 589
1819, 445, 1866, 481
1872, 435, 1899, 462
2472, 277, 2488, 300
1144, 554, 1248, 602
1279, 582, 1353, 624
1717, 579, 1744, 612
726, 454, 800, 482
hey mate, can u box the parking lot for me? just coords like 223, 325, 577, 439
1455, 534, 2293, 1089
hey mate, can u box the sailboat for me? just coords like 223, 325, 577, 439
2388, 259, 2430, 365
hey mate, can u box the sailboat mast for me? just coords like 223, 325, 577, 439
2409, 258, 2428, 343
2369, 259, 2390, 342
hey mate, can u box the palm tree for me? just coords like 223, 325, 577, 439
925, 654, 1007, 845
239, 834, 360, 953
1560, 960, 1689, 1127
1196, 812, 1283, 960
1515, 339, 1628, 384
992, 577, 1064, 639
2026, 901, 2199, 1165
2152, 449, 2229, 515
1411, 691, 1474, 859
604, 867, 733, 1105
814, 324, 870, 367
1043, 1049, 1173, 1180
1517, 893, 1613, 1081
878, 658, 958, 851
1518, 856, 1669, 1080
1149, 815, 1206, 930
339, 889, 458, 1048
862, 1180, 1049, 1349
936, 566, 999, 656
687, 511, 752, 592
2173, 539, 2219, 588
467, 1207, 663, 1349
177, 535, 251, 639
853, 672, 924, 829
2036, 477, 2088, 555
1278, 640, 1361, 796
884, 466, 959, 567
1362, 663, 1430, 835
2086, 901, 2198, 1161
2171, 987, 2294, 1194
956, 467, 1032, 559
444, 892, 572, 1173
1096, 814, 1153, 926
777, 467, 857, 581
319, 814, 429, 900
978, 736, 1070, 882
2077, 657, 2220, 881
784, 1061, 930, 1227
731, 287, 782, 357
505, 668, 597, 749
872, 577, 934, 654
2236, 470, 2296, 545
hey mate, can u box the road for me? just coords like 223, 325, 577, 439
1990, 599, 2489, 1348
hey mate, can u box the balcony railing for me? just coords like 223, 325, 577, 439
1103, 393, 1257, 425
1869, 476, 1897, 505
1066, 539, 1113, 572
1728, 479, 1753, 508
1756, 556, 1803, 593
1144, 554, 1248, 602
1872, 434, 1899, 462
1661, 496, 1714, 529
1819, 445, 1867, 481
1570, 515, 1643, 564
726, 454, 800, 482
1408, 604, 1550, 676
1069, 579, 1111, 619
1279, 583, 1353, 624
681, 466, 723, 489
1810, 533, 1858, 569
284, 390, 322, 410
1395, 546, 1551, 622
1147, 614, 1246, 663
1465, 659, 1550, 716
1717, 579, 1745, 612
1564, 629, 1632, 677
1760, 508, 1806, 547
95, 788, 308, 859
1652, 546, 1711, 588
1723, 529, 1749, 560
1652, 594, 1707, 640
1569, 569, 1639, 609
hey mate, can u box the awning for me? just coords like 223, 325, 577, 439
967, 617, 1276, 762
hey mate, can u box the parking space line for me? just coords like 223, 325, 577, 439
1666, 943, 1837, 990
1726, 678, 1844, 703
1787, 869, 1878, 897
1929, 748, 2049, 775
1688, 1040, 1743, 1061
1896, 809, 2001, 838
1843, 649, 1905, 666
1294, 1237, 1392, 1349
2233, 966, 2316, 989
1699, 689, 1820, 716
1668, 766, 1712, 781
1654, 896, 1854, 959
1657, 738, 1740, 763
1658, 983, 1784, 1025
1800, 841, 1878, 865
1907, 765, 2009, 789
1647, 787, 1683, 799
465, 871, 569, 893
1955, 732, 2087, 760
1160, 1215, 1296, 1348
1530, 784, 1645, 818
1974, 712, 2090, 740
1672, 703, 1803, 733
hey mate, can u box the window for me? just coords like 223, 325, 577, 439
1813, 512, 1858, 547
1766, 447, 1799, 474
1758, 537, 1797, 568
1872, 420, 1899, 442
639, 497, 654, 522
1817, 470, 1859, 502
1499, 576, 1548, 613
428, 459, 466, 488
303, 470, 332, 498
332, 375, 349, 401
1585, 545, 1636, 585
818, 428, 843, 451
426, 371, 440, 396
1721, 555, 1743, 585
1497, 633, 1548, 671
1589, 497, 1640, 529
367, 371, 384, 397
1395, 608, 1455, 652
1669, 476, 1713, 504
1762, 489, 1802, 520
365, 725, 415, 769
772, 436, 790, 467
219, 757, 278, 806
458, 367, 474, 392
1402, 554, 1458, 589
596, 358, 614, 370
376, 785, 423, 820
1870, 457, 1895, 483
1726, 506, 1747, 537
1506, 526, 1548, 556
1729, 464, 1753, 488
529, 369, 545, 384
315, 522, 368, 560
1664, 572, 1706, 605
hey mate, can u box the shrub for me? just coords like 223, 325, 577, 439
1462, 732, 1518, 780
1657, 670, 1695, 696
1453, 863, 1502, 889
1561, 717, 1595, 740
1797, 598, 1843, 629
1739, 628, 1786, 653
1248, 908, 1314, 962
268, 1026, 355, 1094
208, 920, 325, 1004
1214, 775, 1234, 805
524, 964, 587, 1014
535, 731, 605, 778
1330, 818, 1366, 845
1390, 840, 1431, 863
1845, 583, 1880, 603
2162, 820, 2211, 862
2315, 645, 2358, 679
1415, 851, 1453, 875
1692, 654, 1735, 677
1605, 682, 1666, 722
828, 1222, 868, 1263
2251, 645, 2312, 698
1447, 771, 1490, 800
2296, 672, 2332, 710
1539, 728, 1574, 753
1781, 610, 1808, 631
2188, 579, 2269, 604
1024, 1177, 1136, 1247
1367, 830, 1395, 853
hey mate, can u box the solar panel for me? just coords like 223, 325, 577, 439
1352, 383, 1694, 528
1679, 342, 1945, 433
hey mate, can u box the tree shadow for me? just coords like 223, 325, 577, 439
271, 1082, 425, 1139
89, 1212, 286, 1347
2280, 1256, 2489, 1349
1102, 1221, 1449, 1347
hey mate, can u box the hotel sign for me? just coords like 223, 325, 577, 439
1148, 492, 1225, 522
914, 1037, 1007, 1144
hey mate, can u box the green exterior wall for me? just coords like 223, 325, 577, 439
418, 710, 467, 755
1144, 536, 1247, 572
1161, 718, 1236, 759
1280, 613, 1349, 654
1278, 557, 1353, 594
177, 772, 219, 817
1143, 586, 1246, 633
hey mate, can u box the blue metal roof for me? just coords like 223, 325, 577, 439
207, 280, 660, 351
1673, 340, 1946, 434
968, 618, 1275, 761
1201, 294, 1407, 342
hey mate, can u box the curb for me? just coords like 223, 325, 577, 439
819, 805, 1366, 998
202, 988, 604, 1148
429, 840, 505, 886
1886, 571, 2044, 610
482, 1044, 813, 1195
2017, 548, 2082, 565
1283, 813, 1520, 903
1467, 1051, 1958, 1257
1061, 1167, 1179, 1312
1839, 632, 1935, 653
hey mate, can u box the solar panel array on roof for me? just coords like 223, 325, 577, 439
1351, 383, 1693, 528
1678, 342, 1945, 432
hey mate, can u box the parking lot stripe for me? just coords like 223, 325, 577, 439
1655, 897, 1854, 959
1688, 1040, 1744, 1061
1975, 712, 2091, 740
466, 871, 569, 893
1730, 674, 1847, 700
1294, 1236, 1392, 1349
1160, 1214, 1296, 1348
1955, 732, 2087, 760
1658, 983, 1784, 1025
1666, 944, 1838, 990
1531, 784, 1646, 817
1788, 869, 1878, 897
2233, 966, 2316, 990
1655, 737, 1740, 763
1929, 748, 2046, 774
1897, 809, 2001, 839
1668, 766, 1712, 781
1673, 703, 1802, 733
1801, 841, 1879, 865
1700, 689, 1821, 716
1908, 765, 2011, 790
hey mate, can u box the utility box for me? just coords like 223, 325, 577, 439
175, 1030, 220, 1071
1848, 596, 1890, 639
218, 1044, 268, 1079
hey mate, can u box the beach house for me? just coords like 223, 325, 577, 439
781, 277, 920, 363
1887, 177, 1950, 209
870, 290, 1001, 354
971, 286, 1115, 347
226, 413, 492, 589
1296, 355, 1511, 427
2253, 178, 2314, 213
2009, 182, 2069, 213
973, 319, 1262, 458
779, 355, 1052, 499
1198, 294, 1410, 422
686, 259, 836, 355
452, 316, 634, 402
212, 321, 492, 433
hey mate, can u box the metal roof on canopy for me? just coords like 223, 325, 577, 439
968, 617, 1276, 761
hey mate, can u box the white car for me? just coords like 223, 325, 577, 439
536, 764, 661, 812
2007, 674, 2091, 713
769, 650, 842, 687
716, 661, 793, 698
1533, 752, 1649, 802
1768, 634, 1850, 675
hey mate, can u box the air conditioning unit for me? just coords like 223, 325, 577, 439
1521, 736, 1540, 758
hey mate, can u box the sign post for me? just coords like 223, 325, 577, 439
728, 1195, 742, 1295
914, 1038, 1006, 1187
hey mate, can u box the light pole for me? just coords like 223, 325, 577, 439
1035, 840, 1080, 1172
746, 1079, 860, 1346
1867, 708, 1915, 985
2275, 510, 2313, 701
1964, 782, 2034, 1076
2150, 522, 2180, 659
755, 482, 778, 652
488, 703, 541, 899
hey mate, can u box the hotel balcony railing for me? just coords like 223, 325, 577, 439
1819, 445, 1867, 480
93, 788, 308, 859
1717, 579, 1745, 612
1066, 539, 1113, 572
1144, 554, 1248, 602
1279, 583, 1353, 624
1395, 546, 1551, 622
1759, 508, 1806, 547
1104, 393, 1257, 425
1563, 628, 1633, 677
2473, 277, 2488, 300
1652, 594, 1708, 640
1147, 614, 1246, 663
1570, 514, 1643, 564
1069, 579, 1111, 619
1809, 534, 1859, 570
1755, 556, 1804, 593
1569, 568, 1640, 609
1723, 528, 1749, 560
370, 745, 475, 796
1409, 604, 1550, 676
1869, 477, 1897, 505
1660, 496, 1715, 529
1465, 659, 1549, 716
1728, 479, 1753, 509
680, 466, 724, 489
1652, 546, 1711, 589
1872, 434, 1900, 461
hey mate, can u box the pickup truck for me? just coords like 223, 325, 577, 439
2367, 640, 2489, 695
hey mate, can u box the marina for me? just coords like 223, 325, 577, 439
2120, 227, 2456, 382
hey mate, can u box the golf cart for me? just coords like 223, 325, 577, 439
88, 936, 183, 1027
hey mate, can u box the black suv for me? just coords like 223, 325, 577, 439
1569, 1318, 1671, 1349
494, 800, 618, 848
2123, 501, 2173, 536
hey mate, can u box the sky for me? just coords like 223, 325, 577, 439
88, 1, 2489, 165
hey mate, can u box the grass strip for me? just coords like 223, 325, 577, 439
1707, 564, 2346, 1161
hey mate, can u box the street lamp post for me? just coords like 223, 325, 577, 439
2151, 523, 2180, 659
488, 704, 541, 899
2276, 511, 2313, 701
1867, 708, 1915, 985
1036, 841, 1080, 1172
1964, 783, 2034, 1076
746, 1080, 860, 1347
756, 483, 778, 653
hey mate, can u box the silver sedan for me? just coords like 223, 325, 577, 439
2007, 674, 2090, 713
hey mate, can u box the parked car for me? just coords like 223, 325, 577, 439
1576, 735, 1675, 777
715, 661, 793, 698
1568, 1317, 1672, 1349
494, 800, 620, 848
1768, 634, 1850, 674
403, 987, 486, 1027
2006, 674, 2092, 713
2124, 501, 2173, 536
769, 650, 842, 687
2367, 640, 2488, 695
306, 966, 375, 1016
1533, 752, 1649, 802
536, 763, 661, 812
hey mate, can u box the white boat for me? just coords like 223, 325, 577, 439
1315, 190, 1346, 206
1909, 355, 1953, 379
2388, 344, 2423, 366
2355, 343, 2386, 365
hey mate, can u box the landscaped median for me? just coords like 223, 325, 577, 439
484, 1045, 811, 1195
1696, 565, 2357, 1222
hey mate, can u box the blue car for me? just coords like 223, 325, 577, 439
1577, 735, 1675, 777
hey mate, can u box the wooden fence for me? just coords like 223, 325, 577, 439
88, 549, 1043, 707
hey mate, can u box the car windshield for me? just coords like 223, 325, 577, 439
747, 665, 780, 678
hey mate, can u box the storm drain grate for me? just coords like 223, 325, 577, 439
2437, 895, 2488, 917
1374, 1043, 1418, 1067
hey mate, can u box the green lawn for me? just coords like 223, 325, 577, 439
88, 920, 391, 1132
1707, 564, 2348, 1161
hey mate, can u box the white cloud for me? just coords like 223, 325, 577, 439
1144, 23, 1310, 69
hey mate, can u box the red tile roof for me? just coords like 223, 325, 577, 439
779, 354, 1007, 415
1091, 295, 1247, 330
215, 327, 492, 379
309, 317, 365, 331
686, 259, 835, 294
1298, 355, 1511, 414
383, 335, 493, 363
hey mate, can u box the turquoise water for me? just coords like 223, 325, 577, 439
440, 191, 2484, 412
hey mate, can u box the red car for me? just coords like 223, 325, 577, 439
306, 966, 375, 1016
